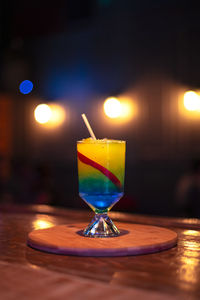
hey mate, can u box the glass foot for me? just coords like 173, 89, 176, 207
83, 213, 120, 237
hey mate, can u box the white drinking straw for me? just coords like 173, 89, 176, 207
81, 113, 96, 140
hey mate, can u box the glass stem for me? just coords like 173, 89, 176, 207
83, 212, 120, 237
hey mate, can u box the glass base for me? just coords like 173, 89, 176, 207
83, 213, 120, 237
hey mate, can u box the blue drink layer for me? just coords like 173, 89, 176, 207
80, 192, 123, 212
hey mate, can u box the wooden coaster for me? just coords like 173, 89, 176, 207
27, 223, 177, 257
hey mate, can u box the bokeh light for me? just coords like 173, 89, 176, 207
34, 103, 66, 127
48, 104, 66, 126
19, 80, 33, 94
104, 97, 122, 118
120, 98, 136, 119
183, 91, 200, 111
103, 96, 137, 122
34, 104, 52, 124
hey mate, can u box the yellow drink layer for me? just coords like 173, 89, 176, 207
77, 138, 126, 212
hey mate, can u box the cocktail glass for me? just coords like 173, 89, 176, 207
77, 138, 126, 237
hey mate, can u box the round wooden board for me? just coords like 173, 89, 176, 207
27, 223, 178, 257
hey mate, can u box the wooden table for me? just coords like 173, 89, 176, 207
0, 204, 200, 299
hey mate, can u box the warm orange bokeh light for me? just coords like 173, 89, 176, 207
183, 91, 200, 112
103, 96, 137, 122
179, 90, 200, 119
34, 103, 66, 127
34, 104, 52, 124
48, 104, 66, 126
104, 97, 122, 118
119, 97, 136, 119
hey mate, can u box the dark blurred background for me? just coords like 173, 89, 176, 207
1, 0, 200, 217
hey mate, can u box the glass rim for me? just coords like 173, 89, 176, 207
77, 139, 126, 144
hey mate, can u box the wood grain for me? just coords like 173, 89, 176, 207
1, 205, 200, 299
1, 261, 184, 300
28, 223, 177, 256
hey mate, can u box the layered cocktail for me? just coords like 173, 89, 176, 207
77, 138, 126, 237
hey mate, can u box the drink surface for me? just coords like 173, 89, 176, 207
77, 138, 126, 212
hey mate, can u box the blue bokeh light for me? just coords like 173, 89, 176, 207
19, 80, 34, 94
